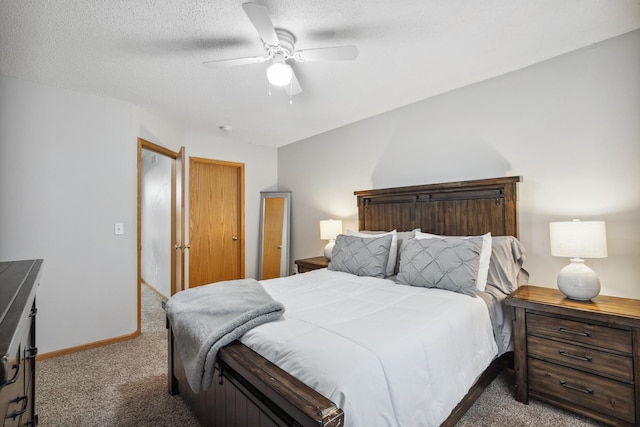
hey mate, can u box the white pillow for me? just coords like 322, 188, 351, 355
415, 231, 492, 291
346, 229, 397, 277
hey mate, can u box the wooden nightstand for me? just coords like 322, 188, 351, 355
294, 256, 329, 273
505, 285, 640, 427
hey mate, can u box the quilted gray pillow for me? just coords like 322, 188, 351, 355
396, 237, 482, 297
328, 234, 393, 278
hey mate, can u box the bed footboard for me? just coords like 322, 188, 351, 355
168, 324, 344, 427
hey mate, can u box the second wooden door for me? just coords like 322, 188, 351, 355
189, 157, 244, 287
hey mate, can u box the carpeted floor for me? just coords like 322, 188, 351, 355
36, 285, 607, 426
37, 285, 200, 427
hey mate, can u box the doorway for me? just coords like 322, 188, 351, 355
188, 157, 245, 287
137, 138, 184, 334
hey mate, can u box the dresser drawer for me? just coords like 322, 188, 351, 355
527, 334, 633, 382
527, 312, 632, 353
529, 358, 635, 424
0, 347, 25, 426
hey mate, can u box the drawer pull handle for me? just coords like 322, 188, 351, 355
558, 350, 592, 362
1, 361, 20, 387
559, 380, 593, 394
558, 327, 591, 337
7, 395, 28, 419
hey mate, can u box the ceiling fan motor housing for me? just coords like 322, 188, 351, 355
266, 29, 295, 60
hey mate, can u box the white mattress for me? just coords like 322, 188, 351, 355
240, 268, 498, 427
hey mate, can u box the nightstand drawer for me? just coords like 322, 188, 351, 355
527, 312, 632, 353
527, 335, 633, 382
529, 358, 635, 424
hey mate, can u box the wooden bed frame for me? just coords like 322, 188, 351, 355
168, 175, 522, 427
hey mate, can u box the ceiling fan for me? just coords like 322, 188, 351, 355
203, 2, 359, 96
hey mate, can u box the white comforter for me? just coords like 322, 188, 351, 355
240, 269, 498, 427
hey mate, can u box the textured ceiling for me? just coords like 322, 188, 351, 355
1, 1, 639, 148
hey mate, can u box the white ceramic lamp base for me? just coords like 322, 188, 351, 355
557, 258, 601, 300
324, 240, 335, 260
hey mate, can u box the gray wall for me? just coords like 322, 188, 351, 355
0, 76, 278, 355
278, 30, 640, 299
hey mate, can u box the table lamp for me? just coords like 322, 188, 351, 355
320, 219, 343, 260
549, 219, 607, 300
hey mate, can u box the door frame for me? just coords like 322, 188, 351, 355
137, 138, 185, 334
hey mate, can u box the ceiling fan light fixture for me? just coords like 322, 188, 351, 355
266, 62, 293, 86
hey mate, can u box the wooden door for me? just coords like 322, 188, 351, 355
261, 197, 285, 279
189, 157, 244, 287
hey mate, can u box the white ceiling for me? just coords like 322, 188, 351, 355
2, 1, 639, 148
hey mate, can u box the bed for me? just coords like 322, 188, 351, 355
167, 175, 526, 427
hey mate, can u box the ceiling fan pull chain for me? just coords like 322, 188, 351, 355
289, 80, 293, 104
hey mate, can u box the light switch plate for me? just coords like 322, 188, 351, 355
114, 223, 124, 235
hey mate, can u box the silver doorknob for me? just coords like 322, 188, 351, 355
232, 236, 238, 241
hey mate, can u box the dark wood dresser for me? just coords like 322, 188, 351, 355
1, 259, 43, 427
506, 285, 640, 427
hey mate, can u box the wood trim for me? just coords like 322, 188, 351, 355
138, 138, 183, 335
354, 176, 522, 198
239, 162, 245, 279
37, 330, 139, 361
141, 278, 169, 301
176, 146, 185, 293
137, 139, 143, 335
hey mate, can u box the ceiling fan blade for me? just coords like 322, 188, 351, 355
241, 3, 279, 46
294, 45, 359, 62
203, 56, 267, 68
284, 69, 302, 95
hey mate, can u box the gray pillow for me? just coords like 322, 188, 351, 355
395, 229, 420, 274
328, 234, 393, 278
486, 236, 529, 294
396, 237, 482, 297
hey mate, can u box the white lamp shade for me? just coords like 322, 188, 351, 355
319, 219, 343, 240
549, 220, 607, 259
266, 62, 293, 86
320, 219, 342, 260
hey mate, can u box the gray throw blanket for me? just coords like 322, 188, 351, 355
166, 279, 285, 393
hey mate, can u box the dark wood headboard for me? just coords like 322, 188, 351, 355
354, 176, 522, 238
